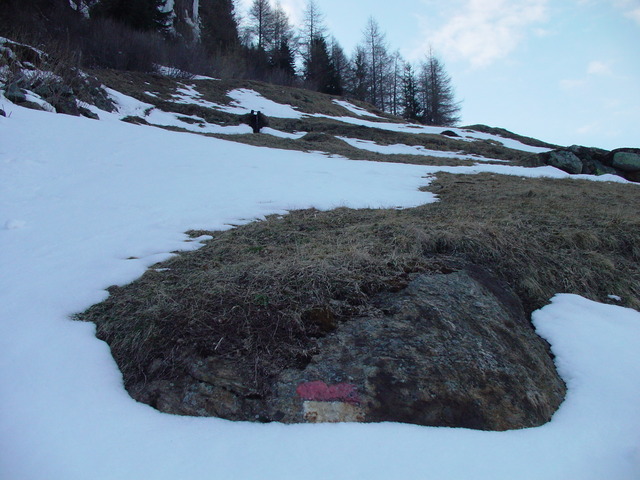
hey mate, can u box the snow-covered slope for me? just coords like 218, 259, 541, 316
1, 90, 639, 480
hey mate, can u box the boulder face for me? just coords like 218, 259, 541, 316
540, 145, 640, 182
610, 149, 640, 173
541, 150, 583, 174
133, 267, 566, 431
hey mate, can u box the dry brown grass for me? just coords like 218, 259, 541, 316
77, 173, 640, 395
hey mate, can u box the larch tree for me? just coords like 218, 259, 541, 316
300, 0, 326, 64
419, 49, 461, 126
361, 16, 388, 109
247, 0, 274, 51
388, 50, 404, 116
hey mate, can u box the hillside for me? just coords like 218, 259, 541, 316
1, 36, 640, 480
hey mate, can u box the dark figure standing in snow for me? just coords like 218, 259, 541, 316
242, 110, 268, 133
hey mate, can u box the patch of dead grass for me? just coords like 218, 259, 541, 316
77, 173, 640, 396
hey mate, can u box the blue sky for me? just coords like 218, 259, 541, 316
239, 0, 639, 149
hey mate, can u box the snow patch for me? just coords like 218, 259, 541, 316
262, 127, 307, 139
337, 136, 509, 162
333, 99, 382, 118
314, 114, 553, 153
221, 88, 304, 118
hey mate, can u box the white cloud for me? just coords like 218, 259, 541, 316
276, 0, 304, 26
626, 6, 640, 24
587, 60, 613, 76
424, 0, 549, 68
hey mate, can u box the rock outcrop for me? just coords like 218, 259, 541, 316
0, 36, 115, 117
540, 145, 639, 182
132, 267, 566, 431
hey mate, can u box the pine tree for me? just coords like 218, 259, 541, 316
347, 46, 369, 101
420, 50, 461, 126
305, 36, 341, 95
267, 1, 296, 79
90, 0, 170, 32
402, 63, 421, 122
330, 37, 348, 94
270, 39, 296, 79
199, 0, 240, 54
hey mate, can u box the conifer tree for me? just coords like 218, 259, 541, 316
267, 1, 296, 79
330, 37, 348, 93
90, 0, 169, 32
305, 36, 342, 95
270, 39, 296, 79
419, 49, 461, 126
347, 46, 369, 101
199, 0, 240, 54
402, 63, 421, 122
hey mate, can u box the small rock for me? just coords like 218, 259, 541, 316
79, 106, 99, 120
5, 84, 26, 104
441, 130, 460, 137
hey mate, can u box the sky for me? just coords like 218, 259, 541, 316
238, 0, 640, 150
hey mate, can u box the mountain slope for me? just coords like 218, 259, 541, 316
1, 37, 640, 480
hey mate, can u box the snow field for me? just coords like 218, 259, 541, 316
0, 93, 639, 479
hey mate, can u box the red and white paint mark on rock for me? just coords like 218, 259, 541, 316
296, 381, 365, 423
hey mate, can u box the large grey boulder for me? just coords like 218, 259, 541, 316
610, 149, 640, 172
567, 145, 616, 175
541, 149, 583, 174
133, 267, 566, 431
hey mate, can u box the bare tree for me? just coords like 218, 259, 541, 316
388, 50, 403, 116
300, 0, 326, 62
271, 1, 294, 45
248, 0, 274, 50
361, 16, 388, 109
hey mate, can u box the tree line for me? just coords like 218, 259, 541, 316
0, 0, 460, 126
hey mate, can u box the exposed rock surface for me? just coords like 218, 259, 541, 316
440, 130, 460, 137
541, 150, 583, 174
132, 267, 566, 431
610, 149, 640, 172
540, 145, 640, 182
0, 36, 115, 117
